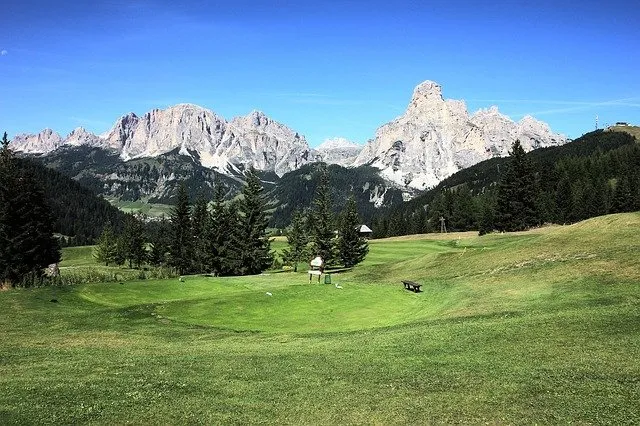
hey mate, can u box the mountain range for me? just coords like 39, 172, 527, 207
10, 81, 568, 221
12, 81, 566, 187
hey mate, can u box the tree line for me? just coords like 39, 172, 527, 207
374, 135, 640, 237
95, 164, 370, 276
282, 165, 369, 271
95, 168, 274, 276
0, 133, 61, 287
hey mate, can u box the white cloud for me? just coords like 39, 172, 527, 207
0, 50, 7, 56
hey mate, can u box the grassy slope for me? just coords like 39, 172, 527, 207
0, 214, 639, 424
608, 125, 640, 140
106, 198, 174, 218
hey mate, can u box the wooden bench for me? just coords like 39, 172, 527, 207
402, 280, 422, 293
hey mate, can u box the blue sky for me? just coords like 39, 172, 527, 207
2, 0, 639, 146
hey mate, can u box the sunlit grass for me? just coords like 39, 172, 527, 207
1, 213, 638, 424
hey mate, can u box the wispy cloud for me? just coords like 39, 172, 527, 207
512, 97, 640, 117
1, 50, 8, 56
469, 97, 640, 117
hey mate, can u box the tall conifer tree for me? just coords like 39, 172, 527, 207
168, 183, 193, 275
310, 165, 336, 265
495, 140, 541, 232
283, 209, 310, 272
94, 223, 118, 266
235, 168, 272, 275
337, 196, 369, 267
191, 194, 209, 273
122, 213, 146, 268
0, 132, 60, 285
204, 180, 233, 275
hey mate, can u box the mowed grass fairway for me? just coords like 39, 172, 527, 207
1, 214, 639, 424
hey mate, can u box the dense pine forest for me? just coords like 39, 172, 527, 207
96, 165, 369, 277
373, 130, 640, 237
15, 156, 127, 246
268, 163, 404, 228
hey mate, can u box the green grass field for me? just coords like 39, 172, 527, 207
1, 213, 639, 424
106, 198, 174, 218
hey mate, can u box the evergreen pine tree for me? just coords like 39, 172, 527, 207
148, 215, 170, 267
450, 185, 475, 231
555, 174, 573, 223
113, 235, 127, 266
204, 180, 233, 276
191, 194, 209, 273
282, 209, 310, 272
93, 223, 118, 266
168, 183, 193, 275
122, 213, 147, 269
477, 194, 496, 236
337, 196, 369, 267
309, 165, 336, 265
0, 132, 61, 285
569, 181, 586, 222
612, 175, 632, 213
235, 167, 273, 275
495, 140, 541, 232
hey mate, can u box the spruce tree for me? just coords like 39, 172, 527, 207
191, 194, 209, 273
204, 180, 233, 276
477, 194, 496, 236
168, 183, 193, 275
122, 213, 147, 269
555, 174, 573, 223
235, 168, 273, 275
612, 175, 632, 213
0, 132, 61, 285
93, 224, 118, 266
337, 196, 369, 268
282, 209, 310, 272
148, 215, 170, 267
495, 140, 541, 232
309, 165, 336, 265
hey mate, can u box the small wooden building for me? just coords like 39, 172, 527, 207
357, 224, 373, 237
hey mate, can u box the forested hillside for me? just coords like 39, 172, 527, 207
15, 157, 126, 246
268, 163, 405, 228
374, 129, 640, 237
36, 145, 248, 204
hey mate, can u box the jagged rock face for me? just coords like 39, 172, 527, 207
228, 111, 321, 176
315, 137, 363, 167
102, 105, 231, 169
354, 81, 567, 190
66, 127, 104, 148
10, 83, 566, 190
11, 129, 64, 154
12, 105, 319, 177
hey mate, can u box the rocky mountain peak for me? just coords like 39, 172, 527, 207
412, 80, 444, 102
245, 110, 270, 127
10, 128, 63, 154
315, 137, 362, 167
354, 80, 568, 190
316, 137, 361, 150
66, 127, 102, 147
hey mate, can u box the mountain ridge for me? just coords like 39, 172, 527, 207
353, 80, 567, 190
11, 80, 567, 196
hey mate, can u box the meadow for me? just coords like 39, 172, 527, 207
1, 213, 639, 424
